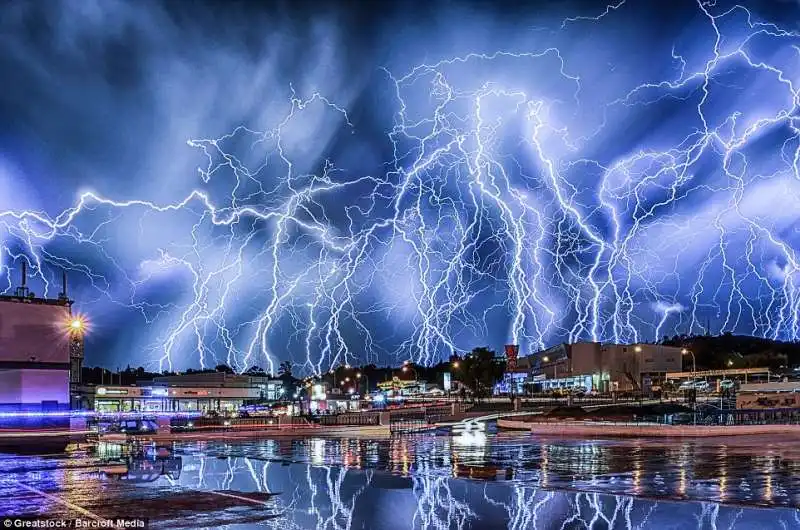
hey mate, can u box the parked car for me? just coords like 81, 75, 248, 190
678, 380, 709, 392
719, 379, 735, 391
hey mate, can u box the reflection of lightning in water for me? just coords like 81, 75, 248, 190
481, 485, 726, 530
306, 465, 371, 530
412, 460, 474, 530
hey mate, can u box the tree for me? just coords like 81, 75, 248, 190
277, 360, 299, 401
453, 347, 505, 401
278, 361, 293, 378
214, 364, 234, 374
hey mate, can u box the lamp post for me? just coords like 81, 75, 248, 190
682, 348, 697, 424
681, 348, 696, 376
356, 372, 369, 396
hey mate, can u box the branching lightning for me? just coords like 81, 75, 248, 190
2, 0, 800, 371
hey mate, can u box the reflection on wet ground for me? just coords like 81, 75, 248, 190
1, 432, 799, 528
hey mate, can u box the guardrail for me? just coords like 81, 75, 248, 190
170, 416, 314, 431
316, 412, 381, 426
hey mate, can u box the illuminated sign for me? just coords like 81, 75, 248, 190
311, 384, 326, 401
443, 373, 452, 392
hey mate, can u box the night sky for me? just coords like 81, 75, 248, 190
1, 0, 799, 374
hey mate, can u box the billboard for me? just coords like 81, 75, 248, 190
0, 300, 71, 364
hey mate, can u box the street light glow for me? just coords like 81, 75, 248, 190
542, 356, 550, 363
452, 361, 459, 369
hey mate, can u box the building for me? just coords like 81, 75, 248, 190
0, 269, 83, 411
89, 372, 286, 412
494, 354, 535, 394
530, 342, 683, 392
376, 376, 429, 396
736, 381, 800, 410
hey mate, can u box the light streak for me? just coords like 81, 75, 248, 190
1, 1, 799, 371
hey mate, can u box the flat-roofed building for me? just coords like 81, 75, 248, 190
0, 289, 83, 411
530, 342, 683, 392
89, 373, 287, 412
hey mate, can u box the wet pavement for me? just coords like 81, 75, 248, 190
1, 431, 799, 528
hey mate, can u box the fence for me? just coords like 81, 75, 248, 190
316, 412, 381, 426
389, 409, 428, 434
170, 415, 313, 432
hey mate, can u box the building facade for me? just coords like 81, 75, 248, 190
0, 293, 80, 411
88, 373, 286, 412
530, 342, 683, 392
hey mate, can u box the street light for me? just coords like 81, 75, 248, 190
681, 348, 696, 375
452, 361, 459, 369
542, 356, 550, 363
727, 360, 734, 367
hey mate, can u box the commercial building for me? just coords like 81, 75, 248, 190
0, 269, 84, 411
529, 342, 683, 392
736, 380, 800, 410
89, 372, 287, 412
494, 354, 535, 394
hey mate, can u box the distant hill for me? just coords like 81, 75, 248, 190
661, 333, 799, 372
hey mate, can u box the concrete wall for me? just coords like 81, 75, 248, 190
570, 342, 602, 375
0, 301, 71, 364
638, 344, 682, 373
0, 368, 69, 409
736, 392, 800, 410
510, 420, 800, 438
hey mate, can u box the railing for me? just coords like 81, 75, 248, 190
389, 409, 428, 434
170, 416, 314, 431
626, 408, 800, 426
315, 412, 381, 426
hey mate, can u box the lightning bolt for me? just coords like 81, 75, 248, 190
2, 0, 800, 371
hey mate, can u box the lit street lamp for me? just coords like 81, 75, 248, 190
681, 348, 696, 376
355, 372, 369, 395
